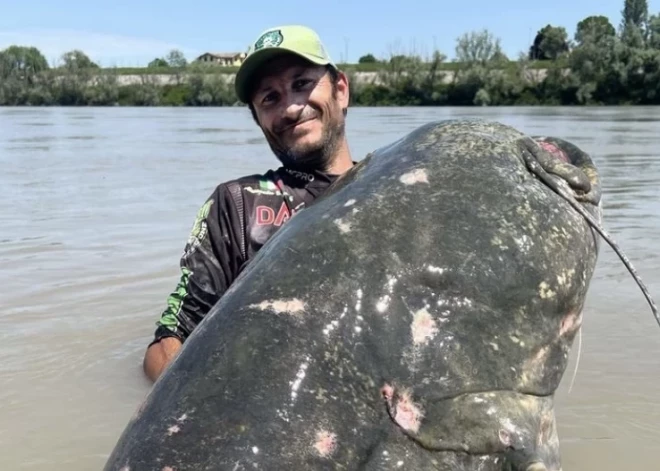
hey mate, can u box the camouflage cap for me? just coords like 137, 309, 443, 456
234, 25, 336, 103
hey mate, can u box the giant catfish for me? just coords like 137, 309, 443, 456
105, 119, 657, 471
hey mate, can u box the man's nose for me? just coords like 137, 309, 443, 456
280, 93, 305, 120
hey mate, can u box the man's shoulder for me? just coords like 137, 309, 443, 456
210, 168, 282, 193
206, 168, 289, 204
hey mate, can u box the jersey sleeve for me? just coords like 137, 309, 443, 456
150, 184, 245, 345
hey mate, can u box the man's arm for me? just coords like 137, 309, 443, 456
143, 337, 182, 382
142, 185, 245, 382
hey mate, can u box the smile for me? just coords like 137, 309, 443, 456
280, 117, 316, 133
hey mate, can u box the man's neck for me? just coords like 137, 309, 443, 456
325, 140, 353, 176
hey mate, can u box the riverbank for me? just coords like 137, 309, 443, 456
1, 57, 657, 107
2, 42, 660, 107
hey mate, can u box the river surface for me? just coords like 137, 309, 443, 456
1, 106, 659, 470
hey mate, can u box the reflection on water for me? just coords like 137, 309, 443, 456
0, 106, 658, 470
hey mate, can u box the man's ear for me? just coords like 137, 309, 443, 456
335, 70, 350, 110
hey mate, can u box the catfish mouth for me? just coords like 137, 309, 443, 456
383, 387, 561, 470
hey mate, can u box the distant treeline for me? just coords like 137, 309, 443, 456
2, 0, 659, 107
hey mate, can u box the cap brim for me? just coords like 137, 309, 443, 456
235, 47, 333, 103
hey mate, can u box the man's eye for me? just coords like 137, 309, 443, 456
262, 92, 277, 104
293, 78, 313, 90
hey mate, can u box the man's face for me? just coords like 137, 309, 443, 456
250, 55, 349, 171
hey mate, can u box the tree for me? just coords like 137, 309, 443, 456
621, 22, 647, 47
649, 14, 660, 49
60, 50, 98, 70
57, 50, 98, 106
621, 0, 649, 30
452, 30, 509, 106
491, 50, 509, 63
620, 0, 649, 45
0, 45, 49, 84
529, 25, 570, 60
455, 29, 504, 66
148, 57, 169, 68
358, 54, 377, 63
575, 15, 617, 46
569, 14, 625, 105
166, 49, 187, 68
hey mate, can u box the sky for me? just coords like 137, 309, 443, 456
1, 0, 658, 67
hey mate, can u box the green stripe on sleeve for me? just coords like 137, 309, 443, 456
157, 267, 192, 331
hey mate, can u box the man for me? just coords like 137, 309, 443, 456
143, 25, 354, 382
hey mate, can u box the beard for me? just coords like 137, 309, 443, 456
266, 106, 346, 172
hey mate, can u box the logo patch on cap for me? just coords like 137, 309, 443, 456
254, 30, 284, 51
